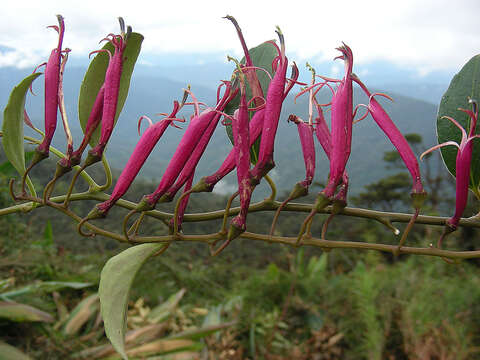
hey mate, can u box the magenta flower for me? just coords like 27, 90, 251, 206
288, 115, 315, 196
321, 43, 354, 202
22, 15, 67, 194
250, 28, 296, 184
228, 74, 252, 241
270, 114, 315, 236
313, 100, 331, 157
190, 108, 265, 193
224, 15, 264, 108
20, 15, 69, 195
160, 109, 226, 203
159, 82, 236, 203
421, 102, 479, 234
136, 82, 235, 212
353, 75, 425, 199
70, 85, 106, 167
313, 96, 350, 214
84, 19, 128, 166
34, 15, 67, 160
84, 100, 183, 220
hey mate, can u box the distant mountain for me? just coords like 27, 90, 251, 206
0, 64, 440, 199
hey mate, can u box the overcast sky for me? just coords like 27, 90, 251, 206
1, 0, 479, 75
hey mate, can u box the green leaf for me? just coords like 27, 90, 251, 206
0, 152, 35, 177
0, 341, 33, 360
0, 301, 54, 323
2, 73, 41, 193
437, 54, 480, 192
99, 243, 164, 360
0, 281, 93, 300
224, 41, 278, 164
78, 32, 143, 147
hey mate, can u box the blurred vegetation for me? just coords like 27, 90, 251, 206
1, 135, 480, 359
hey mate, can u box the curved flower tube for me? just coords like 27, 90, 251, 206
190, 108, 265, 193
228, 73, 252, 241
70, 85, 106, 167
321, 43, 354, 201
83, 100, 183, 220
136, 82, 234, 211
353, 75, 425, 199
36, 15, 66, 159
84, 19, 128, 166
421, 101, 479, 244
249, 27, 289, 185
22, 15, 67, 194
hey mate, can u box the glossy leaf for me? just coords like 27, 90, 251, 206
437, 54, 480, 191
99, 243, 164, 360
78, 32, 143, 147
2, 73, 41, 194
225, 41, 277, 163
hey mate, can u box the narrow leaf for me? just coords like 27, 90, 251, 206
99, 243, 164, 360
437, 54, 480, 190
0, 301, 54, 323
2, 73, 41, 186
78, 32, 143, 147
0, 281, 93, 300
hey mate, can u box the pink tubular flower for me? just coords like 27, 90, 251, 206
84, 101, 183, 220
190, 107, 265, 193
313, 98, 349, 211
321, 43, 354, 201
250, 28, 293, 184
84, 19, 128, 166
270, 114, 315, 236
288, 115, 315, 196
32, 15, 66, 163
136, 82, 235, 211
160, 104, 228, 202
228, 75, 252, 240
70, 85, 105, 167
353, 75, 425, 202
314, 101, 331, 157
224, 15, 264, 108
421, 101, 479, 233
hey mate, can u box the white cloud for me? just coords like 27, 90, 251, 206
0, 0, 479, 74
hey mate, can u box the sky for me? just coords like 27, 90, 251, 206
0, 0, 479, 76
